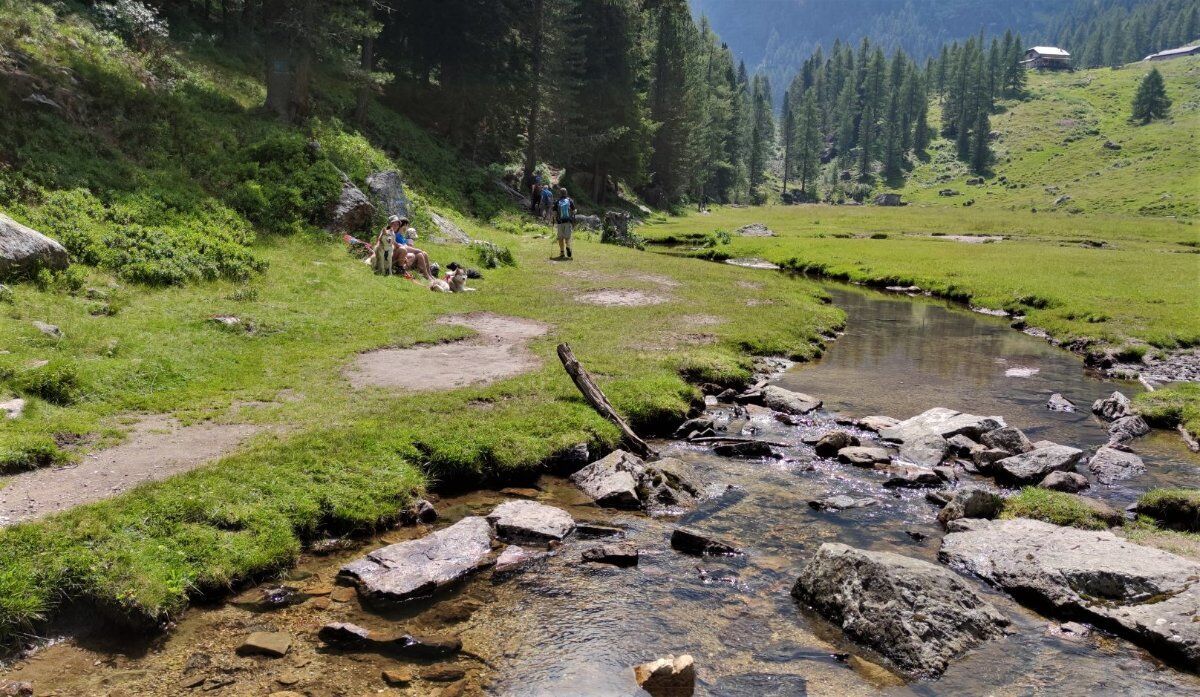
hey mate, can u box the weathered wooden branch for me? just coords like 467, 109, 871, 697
1179, 424, 1200, 453
688, 436, 792, 448
557, 343, 657, 459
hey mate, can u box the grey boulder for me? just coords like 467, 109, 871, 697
487, 500, 574, 542
857, 415, 899, 432
897, 433, 950, 467
570, 450, 645, 509
1092, 391, 1132, 421
937, 488, 1004, 527
880, 408, 1006, 443
1087, 446, 1146, 485
940, 518, 1200, 670
365, 170, 411, 219
792, 543, 1008, 677
0, 213, 69, 279
325, 174, 375, 234
1046, 393, 1076, 412
883, 466, 943, 489
761, 386, 822, 415
813, 431, 859, 457
1108, 415, 1150, 444
837, 446, 891, 467
339, 516, 494, 604
1039, 471, 1090, 493
993, 444, 1083, 486
980, 427, 1033, 455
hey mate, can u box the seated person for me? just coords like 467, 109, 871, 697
391, 217, 435, 280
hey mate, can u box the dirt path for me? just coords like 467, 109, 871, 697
0, 415, 266, 525
344, 312, 551, 391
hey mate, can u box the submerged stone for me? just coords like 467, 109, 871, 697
633, 655, 696, 697
670, 528, 741, 556
487, 500, 574, 542
761, 386, 822, 415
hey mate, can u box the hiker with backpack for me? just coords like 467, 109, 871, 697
554, 188, 576, 259
539, 184, 554, 223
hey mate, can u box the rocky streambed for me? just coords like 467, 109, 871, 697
4, 283, 1199, 696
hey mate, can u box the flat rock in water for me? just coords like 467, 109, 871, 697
897, 433, 950, 467
1087, 446, 1146, 485
808, 495, 878, 511
494, 545, 547, 574
937, 488, 1003, 527
792, 543, 1008, 677
1039, 470, 1090, 492
339, 516, 494, 604
761, 386, 822, 415
993, 445, 1083, 486
633, 655, 696, 697
236, 632, 292, 658
837, 446, 891, 467
487, 500, 574, 542
940, 518, 1200, 669
671, 527, 741, 556
570, 450, 645, 509
883, 466, 943, 489
880, 408, 1005, 444
639, 457, 701, 508
857, 415, 899, 432
1047, 393, 1076, 412
814, 431, 858, 457
581, 542, 639, 567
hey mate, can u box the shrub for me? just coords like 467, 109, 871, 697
1001, 488, 1120, 530
14, 362, 85, 406
472, 242, 515, 269
94, 0, 168, 52
0, 435, 68, 474
221, 133, 342, 235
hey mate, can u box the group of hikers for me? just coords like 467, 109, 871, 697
531, 180, 577, 260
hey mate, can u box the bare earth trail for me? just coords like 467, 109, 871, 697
0, 415, 266, 525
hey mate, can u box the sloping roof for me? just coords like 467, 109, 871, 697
1145, 45, 1200, 59
1029, 46, 1071, 57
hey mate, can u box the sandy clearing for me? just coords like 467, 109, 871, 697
344, 312, 551, 391
0, 415, 266, 525
574, 289, 668, 307
937, 235, 1003, 244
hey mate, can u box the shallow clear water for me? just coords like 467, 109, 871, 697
8, 280, 1199, 696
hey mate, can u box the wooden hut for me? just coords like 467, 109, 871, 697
1021, 47, 1071, 70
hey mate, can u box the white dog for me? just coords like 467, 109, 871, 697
373, 228, 395, 276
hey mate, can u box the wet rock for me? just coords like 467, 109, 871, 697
1092, 391, 1132, 421
1039, 471, 1090, 493
325, 174, 375, 234
712, 441, 776, 459
808, 495, 878, 511
883, 466, 943, 489
925, 490, 953, 506
365, 170, 411, 219
339, 516, 494, 604
937, 488, 1004, 527
413, 499, 438, 523
382, 668, 414, 686
837, 446, 891, 467
318, 622, 372, 647
493, 545, 546, 574
640, 458, 701, 508
761, 386, 822, 415
940, 518, 1200, 669
671, 528, 741, 556
1087, 446, 1146, 485
1, 212, 69, 278
857, 415, 900, 432
395, 634, 463, 659
581, 542, 639, 567
880, 408, 1005, 443
792, 543, 1008, 677
575, 522, 624, 538
897, 433, 950, 467
329, 586, 356, 602
487, 500, 574, 543
421, 667, 466, 682
633, 655, 696, 697
673, 417, 714, 439
1047, 394, 1076, 412
980, 427, 1033, 456
946, 434, 981, 456
570, 450, 644, 509
1107, 415, 1150, 444
309, 537, 354, 555
236, 631, 292, 658
814, 431, 859, 457
993, 445, 1083, 486
971, 448, 1010, 473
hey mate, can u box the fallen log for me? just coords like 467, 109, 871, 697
688, 436, 792, 448
557, 343, 658, 459
1179, 424, 1200, 453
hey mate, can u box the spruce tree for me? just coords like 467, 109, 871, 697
1132, 68, 1171, 124
794, 91, 821, 199
970, 108, 991, 174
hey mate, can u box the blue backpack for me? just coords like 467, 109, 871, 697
557, 197, 573, 223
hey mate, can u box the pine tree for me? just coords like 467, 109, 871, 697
794, 91, 821, 199
747, 74, 775, 201
970, 108, 991, 174
780, 88, 794, 194
1131, 67, 1171, 124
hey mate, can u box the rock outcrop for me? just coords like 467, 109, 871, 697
339, 517, 494, 603
365, 170, 411, 219
941, 518, 1200, 670
569, 450, 699, 511
0, 213, 69, 279
880, 408, 1005, 444
487, 500, 574, 542
429, 213, 471, 244
937, 488, 1004, 526
792, 543, 1008, 677
325, 175, 375, 234
993, 444, 1083, 485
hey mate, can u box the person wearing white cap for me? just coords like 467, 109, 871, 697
383, 216, 435, 280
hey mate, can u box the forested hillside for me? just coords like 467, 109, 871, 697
694, 0, 1200, 101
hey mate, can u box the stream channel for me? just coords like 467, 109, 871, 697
7, 281, 1200, 696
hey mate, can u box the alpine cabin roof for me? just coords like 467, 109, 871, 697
1144, 45, 1200, 60
1028, 46, 1071, 57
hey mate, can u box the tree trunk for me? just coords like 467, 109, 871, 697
262, 0, 314, 123
521, 0, 545, 192
354, 3, 375, 128
557, 343, 657, 459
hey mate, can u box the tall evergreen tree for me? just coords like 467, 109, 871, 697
1132, 67, 1172, 124
794, 91, 821, 199
747, 73, 775, 200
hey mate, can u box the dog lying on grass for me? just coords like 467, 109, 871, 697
430, 267, 475, 293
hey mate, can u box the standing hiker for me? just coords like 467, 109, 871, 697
531, 182, 542, 215
540, 183, 554, 223
554, 187, 576, 259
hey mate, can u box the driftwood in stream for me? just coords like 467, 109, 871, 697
689, 436, 792, 448
1180, 425, 1200, 453
557, 343, 658, 459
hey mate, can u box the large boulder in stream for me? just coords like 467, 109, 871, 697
896, 433, 950, 467
761, 386, 822, 415
880, 408, 1005, 444
792, 543, 1009, 677
1092, 391, 1132, 421
570, 450, 698, 511
339, 516, 494, 604
1087, 446, 1146, 485
487, 500, 574, 543
940, 518, 1200, 670
992, 444, 1083, 486
1, 213, 70, 279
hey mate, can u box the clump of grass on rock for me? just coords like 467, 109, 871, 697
1001, 488, 1122, 530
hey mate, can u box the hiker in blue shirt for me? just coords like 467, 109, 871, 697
554, 188, 576, 259
539, 184, 553, 222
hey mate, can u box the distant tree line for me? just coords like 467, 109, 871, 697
1051, 0, 1200, 68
